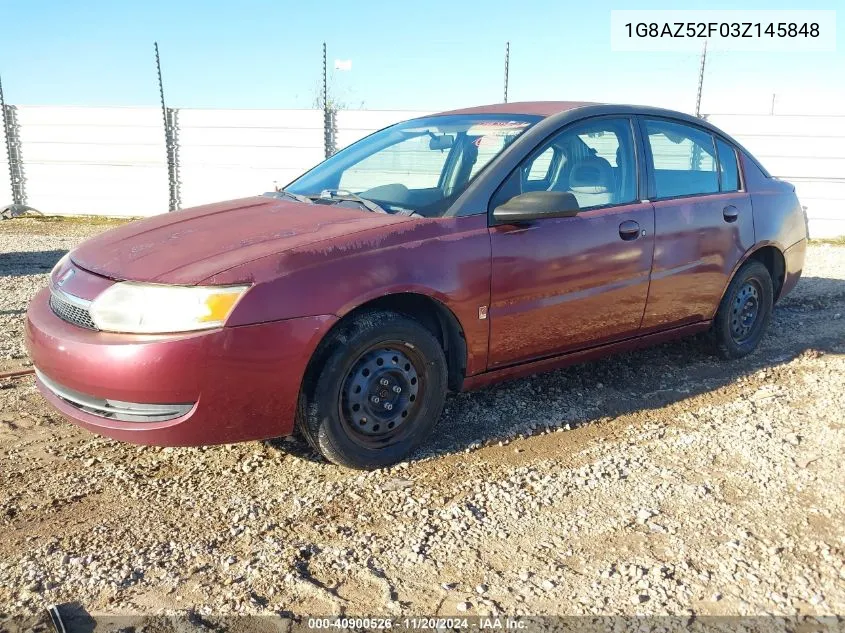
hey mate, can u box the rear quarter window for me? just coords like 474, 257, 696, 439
716, 138, 740, 192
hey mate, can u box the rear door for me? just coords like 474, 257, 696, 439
638, 117, 755, 332
487, 116, 655, 368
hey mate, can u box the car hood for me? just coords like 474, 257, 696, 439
70, 196, 412, 285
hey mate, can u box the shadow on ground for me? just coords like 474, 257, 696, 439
272, 276, 845, 466
0, 250, 68, 278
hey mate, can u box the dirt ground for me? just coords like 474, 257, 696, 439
0, 218, 843, 627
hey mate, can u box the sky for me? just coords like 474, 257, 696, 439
1, 0, 842, 115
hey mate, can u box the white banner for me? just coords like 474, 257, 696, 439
610, 10, 836, 52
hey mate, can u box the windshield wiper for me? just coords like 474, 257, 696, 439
311, 189, 387, 214
262, 190, 314, 204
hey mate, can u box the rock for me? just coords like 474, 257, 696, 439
456, 601, 472, 612
384, 478, 414, 491
636, 509, 655, 524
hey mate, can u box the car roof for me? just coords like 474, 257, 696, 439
427, 102, 772, 179
432, 101, 599, 117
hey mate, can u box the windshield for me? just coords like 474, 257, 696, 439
285, 114, 541, 218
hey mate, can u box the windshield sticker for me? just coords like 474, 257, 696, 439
473, 136, 505, 147
471, 120, 531, 127
466, 122, 529, 137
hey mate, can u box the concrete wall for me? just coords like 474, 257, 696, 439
13, 106, 168, 217
1, 106, 842, 237
178, 109, 324, 208
708, 114, 845, 239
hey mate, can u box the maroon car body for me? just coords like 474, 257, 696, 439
25, 102, 807, 463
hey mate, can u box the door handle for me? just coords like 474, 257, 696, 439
619, 220, 640, 241
723, 205, 739, 222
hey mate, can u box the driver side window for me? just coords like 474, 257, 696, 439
492, 118, 638, 211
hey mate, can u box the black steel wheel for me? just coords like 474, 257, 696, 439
729, 279, 763, 343
340, 345, 423, 445
711, 260, 774, 359
297, 310, 448, 469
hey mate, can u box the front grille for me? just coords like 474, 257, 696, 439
49, 290, 98, 330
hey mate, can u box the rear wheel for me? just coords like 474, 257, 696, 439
297, 310, 447, 469
710, 260, 774, 359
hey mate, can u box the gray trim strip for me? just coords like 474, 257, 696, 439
49, 284, 92, 310
35, 369, 193, 423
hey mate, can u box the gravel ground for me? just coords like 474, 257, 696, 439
1, 218, 844, 626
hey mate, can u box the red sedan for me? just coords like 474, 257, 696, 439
26, 102, 807, 469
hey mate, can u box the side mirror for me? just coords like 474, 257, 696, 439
492, 191, 580, 225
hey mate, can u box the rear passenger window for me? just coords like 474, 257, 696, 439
716, 139, 740, 192
644, 119, 719, 199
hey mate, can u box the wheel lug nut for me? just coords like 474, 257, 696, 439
384, 403, 393, 411
392, 386, 401, 393
379, 378, 389, 386
371, 396, 380, 404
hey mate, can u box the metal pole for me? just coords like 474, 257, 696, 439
0, 75, 14, 203
323, 42, 332, 159
155, 42, 180, 212
770, 93, 776, 115
694, 40, 707, 118
0, 74, 26, 208
503, 42, 510, 103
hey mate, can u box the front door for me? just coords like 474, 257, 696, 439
488, 117, 655, 368
638, 118, 756, 332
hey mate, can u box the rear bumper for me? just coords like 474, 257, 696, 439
780, 238, 806, 300
26, 287, 337, 446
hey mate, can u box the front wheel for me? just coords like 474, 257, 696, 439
297, 310, 448, 469
710, 260, 774, 359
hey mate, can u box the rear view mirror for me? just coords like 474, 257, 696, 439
492, 191, 580, 225
429, 134, 454, 151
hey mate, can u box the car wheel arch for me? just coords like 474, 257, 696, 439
319, 292, 468, 393
717, 242, 787, 312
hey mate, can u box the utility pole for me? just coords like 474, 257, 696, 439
155, 42, 181, 212
503, 42, 510, 103
770, 93, 776, 115
694, 39, 707, 118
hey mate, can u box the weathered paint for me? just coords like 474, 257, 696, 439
25, 102, 808, 447
27, 286, 335, 445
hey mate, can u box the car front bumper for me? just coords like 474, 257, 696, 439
25, 286, 337, 446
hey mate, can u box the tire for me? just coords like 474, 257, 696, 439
710, 260, 774, 359
297, 310, 448, 469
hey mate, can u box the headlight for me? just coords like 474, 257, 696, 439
89, 282, 249, 334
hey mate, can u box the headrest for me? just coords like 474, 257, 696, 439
569, 156, 613, 194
